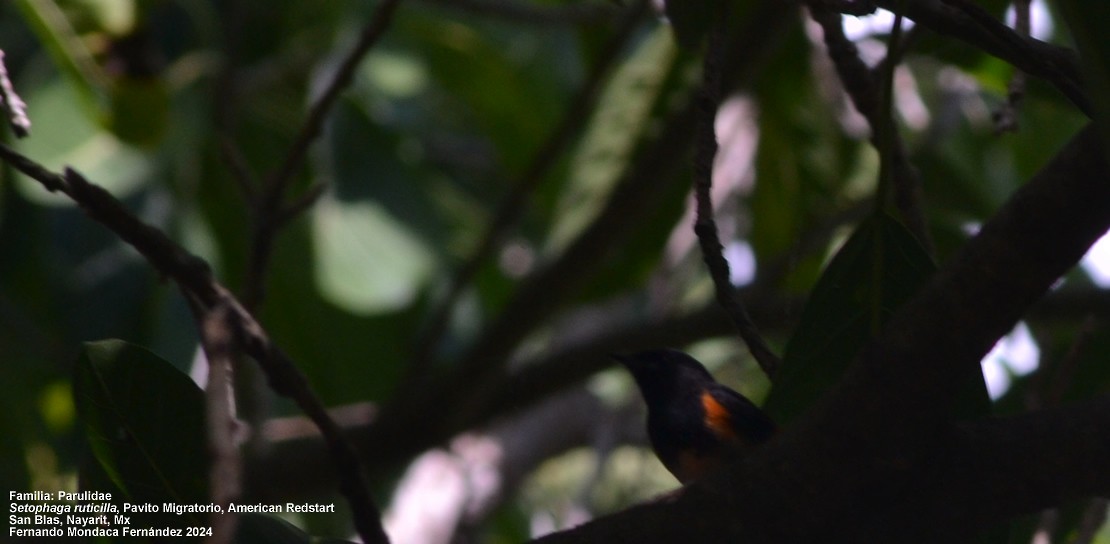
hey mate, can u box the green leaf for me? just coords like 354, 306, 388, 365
14, 78, 153, 206
106, 76, 170, 146
317, 99, 438, 315
13, 0, 107, 118
547, 26, 681, 254
261, 221, 417, 405
763, 213, 936, 423
73, 339, 209, 526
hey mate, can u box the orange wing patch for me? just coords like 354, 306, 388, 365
700, 391, 739, 442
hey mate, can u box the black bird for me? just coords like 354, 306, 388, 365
615, 349, 776, 483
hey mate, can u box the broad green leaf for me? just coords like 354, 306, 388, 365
763, 213, 936, 422
750, 22, 865, 282
312, 196, 434, 314
547, 26, 681, 253
262, 220, 418, 406
13, 0, 107, 118
315, 99, 438, 315
403, 15, 567, 173
73, 339, 209, 526
14, 78, 153, 206
107, 76, 170, 147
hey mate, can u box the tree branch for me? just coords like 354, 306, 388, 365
428, 0, 795, 430
532, 124, 1110, 542
868, 0, 1090, 116
930, 395, 1110, 529
0, 143, 392, 544
809, 5, 933, 252
242, 0, 405, 309
0, 50, 31, 138
190, 297, 242, 544
692, 4, 781, 379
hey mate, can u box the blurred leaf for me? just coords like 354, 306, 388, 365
107, 76, 170, 146
73, 339, 208, 525
663, 0, 717, 49
14, 0, 107, 117
14, 78, 153, 206
261, 221, 417, 406
764, 213, 936, 423
548, 26, 681, 253
317, 98, 440, 315
405, 15, 566, 173
750, 22, 862, 272
312, 195, 434, 314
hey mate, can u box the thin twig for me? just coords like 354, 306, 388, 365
243, 0, 405, 309
276, 182, 327, 227
264, 0, 404, 199
405, 0, 649, 380
809, 5, 933, 252
993, 0, 1030, 133
0, 143, 391, 544
0, 50, 31, 138
692, 5, 781, 379
191, 295, 241, 544
219, 138, 257, 200
872, 0, 1090, 116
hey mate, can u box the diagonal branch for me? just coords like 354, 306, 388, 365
242, 0, 405, 309
867, 0, 1090, 116
0, 142, 392, 544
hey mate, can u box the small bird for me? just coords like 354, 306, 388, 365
615, 349, 776, 483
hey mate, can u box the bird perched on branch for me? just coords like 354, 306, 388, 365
615, 349, 776, 483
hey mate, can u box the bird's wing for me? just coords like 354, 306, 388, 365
702, 384, 776, 445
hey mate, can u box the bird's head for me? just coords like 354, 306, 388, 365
612, 348, 714, 402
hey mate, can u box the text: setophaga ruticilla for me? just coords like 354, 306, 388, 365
615, 349, 776, 483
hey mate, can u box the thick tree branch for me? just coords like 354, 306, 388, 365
933, 395, 1110, 528
532, 124, 1110, 542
